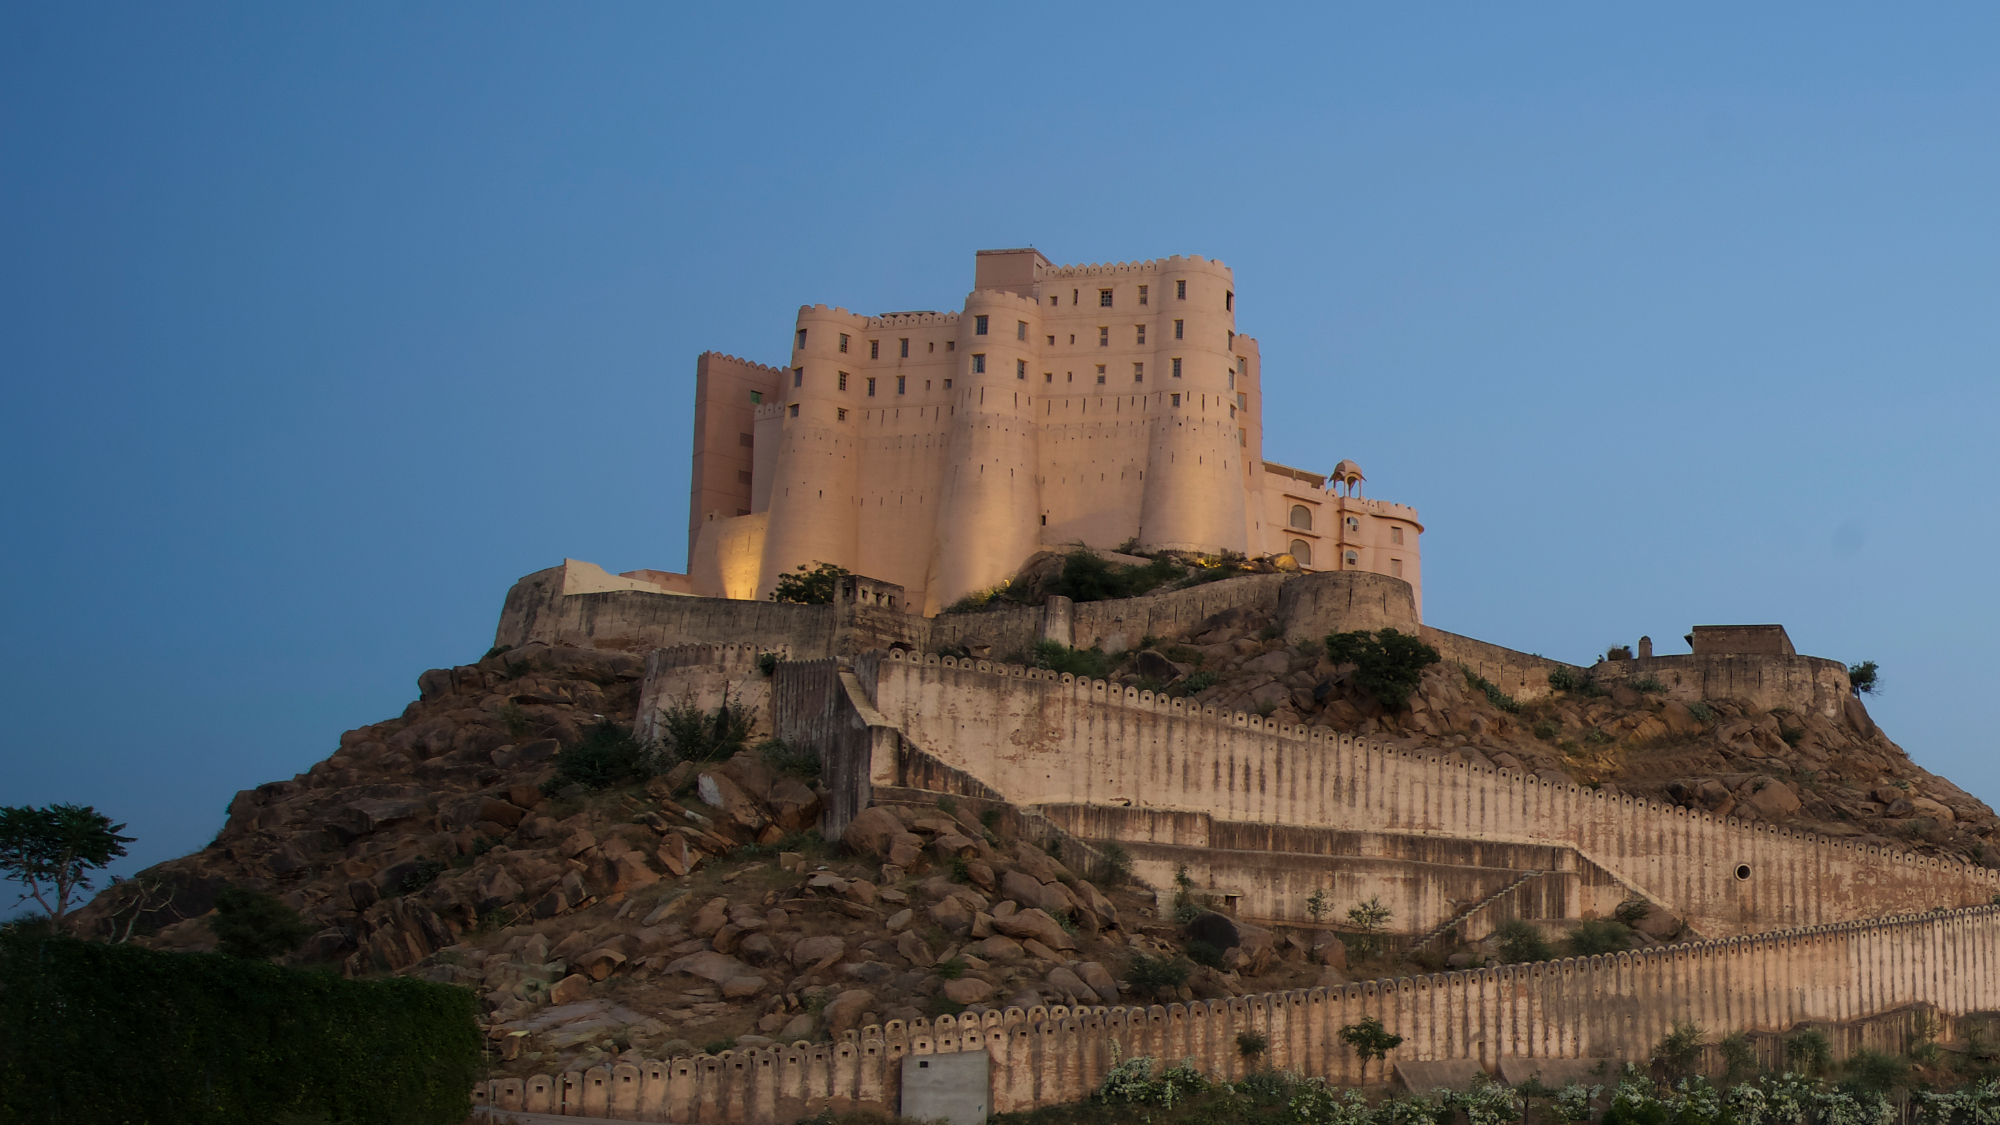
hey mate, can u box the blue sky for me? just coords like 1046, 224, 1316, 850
4, 4, 1999, 899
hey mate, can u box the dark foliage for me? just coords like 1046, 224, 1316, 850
770, 561, 850, 604
1323, 629, 1441, 710
210, 887, 313, 960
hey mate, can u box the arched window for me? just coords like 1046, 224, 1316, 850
1291, 539, 1313, 566
1345, 516, 1360, 532
1343, 550, 1359, 568
1289, 505, 1312, 530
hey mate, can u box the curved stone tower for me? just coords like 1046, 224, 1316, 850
1137, 257, 1247, 555
755, 304, 865, 598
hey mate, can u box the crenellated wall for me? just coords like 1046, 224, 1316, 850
850, 652, 1994, 936
473, 906, 2000, 1124
1590, 653, 1853, 720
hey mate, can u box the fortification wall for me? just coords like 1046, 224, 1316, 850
634, 644, 783, 745
857, 653, 1996, 935
475, 906, 2000, 1124
1592, 653, 1853, 720
1036, 805, 1619, 939
1421, 626, 1578, 704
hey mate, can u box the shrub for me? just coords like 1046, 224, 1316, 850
1174, 670, 1220, 697
1787, 1029, 1832, 1077
1184, 939, 1225, 969
1031, 640, 1114, 680
757, 738, 820, 781
1494, 918, 1554, 964
1097, 842, 1131, 885
1338, 1014, 1404, 1061
1566, 918, 1632, 957
1548, 666, 1605, 696
1629, 674, 1666, 693
1460, 666, 1522, 713
756, 652, 780, 676
1654, 1019, 1704, 1079
1126, 952, 1190, 992
1719, 1032, 1758, 1082
0, 928, 479, 1125
770, 561, 849, 604
1613, 899, 1652, 927
1305, 888, 1329, 925
1162, 644, 1204, 666
1254, 700, 1279, 717
656, 696, 756, 766
1045, 549, 1182, 604
934, 957, 966, 980
210, 887, 313, 960
1236, 1030, 1268, 1062
1256, 623, 1284, 641
1687, 701, 1717, 724
1533, 719, 1561, 741
546, 720, 650, 791
1849, 660, 1880, 695
1606, 645, 1634, 661
1323, 629, 1441, 710
1346, 895, 1392, 934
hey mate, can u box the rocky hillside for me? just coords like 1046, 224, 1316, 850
61, 578, 1996, 1081
66, 644, 1342, 1079
1096, 602, 1998, 867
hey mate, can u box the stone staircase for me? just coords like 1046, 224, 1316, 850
1404, 868, 1546, 954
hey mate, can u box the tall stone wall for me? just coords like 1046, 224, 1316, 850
1421, 626, 1578, 704
1592, 653, 1852, 720
476, 906, 2000, 1123
856, 653, 1995, 936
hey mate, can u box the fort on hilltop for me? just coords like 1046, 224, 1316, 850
668, 248, 1421, 614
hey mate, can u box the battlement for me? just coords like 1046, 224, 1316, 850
478, 903, 2000, 1121
1340, 495, 1422, 522
865, 310, 959, 328
891, 652, 1963, 872
696, 350, 789, 376
1040, 254, 1233, 279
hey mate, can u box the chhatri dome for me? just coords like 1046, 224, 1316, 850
1331, 459, 1365, 496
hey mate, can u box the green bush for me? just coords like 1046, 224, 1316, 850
1184, 939, 1225, 969
656, 697, 756, 766
1566, 918, 1632, 957
757, 738, 821, 781
1174, 670, 1220, 697
770, 561, 849, 604
1031, 640, 1114, 681
1629, 674, 1666, 693
210, 887, 314, 961
545, 720, 649, 791
1848, 660, 1880, 695
0, 928, 479, 1125
1494, 918, 1555, 964
1043, 549, 1182, 604
1126, 952, 1190, 992
1324, 629, 1440, 710
1460, 666, 1522, 713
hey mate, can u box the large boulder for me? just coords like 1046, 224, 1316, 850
991, 907, 1076, 951
1184, 911, 1239, 951
941, 977, 996, 1005
1075, 961, 1121, 1004
665, 951, 754, 984
697, 771, 769, 834
1744, 778, 1801, 818
841, 807, 905, 858
822, 989, 874, 1034
791, 935, 846, 967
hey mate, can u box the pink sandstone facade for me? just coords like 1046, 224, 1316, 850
680, 249, 1424, 616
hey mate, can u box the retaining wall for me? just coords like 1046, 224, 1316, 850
853, 652, 1996, 936
473, 906, 2000, 1123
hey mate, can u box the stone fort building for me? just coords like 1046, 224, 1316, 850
678, 248, 1423, 615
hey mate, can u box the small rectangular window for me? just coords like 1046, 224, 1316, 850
1016, 359, 1027, 379
1391, 526, 1404, 545
1174, 319, 1184, 340
1098, 326, 1109, 347
737, 469, 752, 484
869, 339, 879, 359
1228, 330, 1234, 347
1171, 392, 1181, 407
839, 333, 850, 353
1049, 295, 1058, 306
1239, 427, 1247, 447
1133, 362, 1144, 382
1237, 392, 1247, 409
897, 376, 906, 394
1099, 288, 1113, 307
1225, 291, 1233, 311
1138, 284, 1149, 305
1072, 288, 1079, 304
1136, 324, 1146, 345
1047, 335, 1055, 345
1044, 372, 1052, 383
749, 390, 762, 404
974, 315, 988, 335
944, 378, 953, 388
1176, 279, 1187, 299
1229, 404, 1236, 417
972, 353, 986, 373
1017, 320, 1027, 340
738, 432, 753, 447
793, 368, 803, 388
796, 328, 807, 348
788, 403, 799, 417
1228, 370, 1236, 390
1391, 558, 1403, 577
1095, 365, 1106, 384
900, 338, 910, 358
867, 377, 877, 396
837, 407, 848, 421
838, 371, 848, 391
946, 340, 954, 351
1172, 358, 1182, 377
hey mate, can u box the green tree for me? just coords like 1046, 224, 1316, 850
0, 803, 133, 925
1306, 888, 1329, 925
1848, 661, 1880, 695
770, 561, 849, 604
1325, 629, 1442, 710
1654, 1019, 1704, 1080
1786, 1029, 1832, 1077
1494, 918, 1555, 964
1347, 895, 1392, 934
1339, 1015, 1405, 1061
209, 886, 314, 960
1566, 918, 1633, 957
